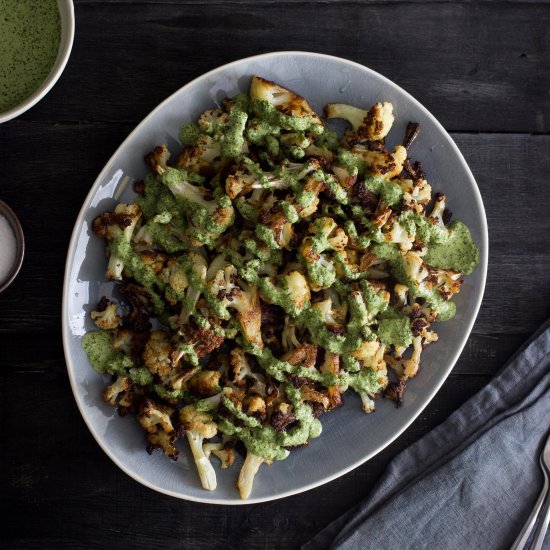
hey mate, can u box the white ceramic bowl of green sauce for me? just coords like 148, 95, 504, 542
63, 52, 488, 504
0, 0, 74, 123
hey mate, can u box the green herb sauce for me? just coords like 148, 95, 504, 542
81, 330, 134, 377
423, 220, 480, 275
0, 0, 61, 113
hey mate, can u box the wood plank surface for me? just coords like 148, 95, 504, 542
1, 0, 549, 548
14, 1, 549, 133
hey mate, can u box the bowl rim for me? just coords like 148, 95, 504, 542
62, 50, 488, 504
0, 199, 25, 293
0, 0, 75, 124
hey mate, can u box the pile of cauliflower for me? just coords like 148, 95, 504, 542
84, 76, 470, 499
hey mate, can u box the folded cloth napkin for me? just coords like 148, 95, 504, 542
303, 318, 550, 550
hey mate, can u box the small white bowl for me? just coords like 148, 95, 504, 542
0, 0, 75, 124
0, 200, 25, 294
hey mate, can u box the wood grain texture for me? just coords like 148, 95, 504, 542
1, 0, 549, 548
16, 1, 550, 133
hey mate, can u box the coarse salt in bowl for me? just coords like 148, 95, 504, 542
0, 200, 24, 293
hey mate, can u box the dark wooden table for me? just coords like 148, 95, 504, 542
1, 1, 550, 548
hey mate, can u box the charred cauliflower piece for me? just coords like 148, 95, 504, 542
161, 168, 234, 244
176, 135, 223, 176
325, 101, 394, 143
91, 301, 121, 330
160, 257, 189, 305
250, 75, 322, 128
198, 108, 230, 135
178, 251, 208, 325
188, 370, 222, 398
92, 203, 142, 280
283, 271, 311, 314
300, 217, 347, 290
230, 348, 258, 385
142, 331, 174, 377
180, 404, 218, 491
352, 144, 407, 180
145, 144, 170, 175
208, 264, 263, 349
146, 430, 179, 460
204, 440, 235, 469
103, 376, 132, 406
137, 399, 175, 435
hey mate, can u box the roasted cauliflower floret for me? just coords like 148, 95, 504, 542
429, 192, 447, 229
178, 323, 225, 359
188, 370, 222, 398
226, 164, 261, 200
207, 264, 263, 349
364, 102, 394, 140
103, 376, 132, 406
312, 294, 347, 331
394, 284, 410, 309
386, 335, 423, 379
398, 177, 432, 212
159, 365, 199, 393
294, 174, 325, 218
145, 144, 170, 175
112, 327, 134, 356
320, 352, 342, 408
162, 168, 234, 243
300, 217, 348, 291
180, 404, 218, 491
250, 75, 322, 128
178, 251, 208, 325
203, 439, 235, 469
352, 340, 387, 371
282, 343, 318, 369
160, 257, 189, 305
92, 203, 142, 280
283, 271, 311, 314
256, 200, 294, 250
137, 399, 175, 434
384, 216, 415, 253
143, 331, 173, 376
146, 430, 179, 460
91, 301, 121, 330
332, 163, 358, 190
198, 108, 230, 135
301, 217, 348, 261
237, 451, 270, 500
282, 316, 301, 351
351, 145, 407, 180
230, 348, 259, 386
334, 248, 382, 281
325, 101, 394, 144
246, 395, 267, 417
175, 135, 223, 175
225, 157, 291, 200
425, 266, 463, 301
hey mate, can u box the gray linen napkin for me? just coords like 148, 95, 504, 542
303, 319, 550, 550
